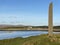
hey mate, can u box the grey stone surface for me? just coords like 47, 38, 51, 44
48, 2, 53, 36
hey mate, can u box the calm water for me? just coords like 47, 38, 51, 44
0, 31, 60, 40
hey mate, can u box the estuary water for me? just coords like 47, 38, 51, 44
0, 31, 59, 40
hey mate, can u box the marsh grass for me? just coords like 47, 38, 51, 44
0, 34, 60, 45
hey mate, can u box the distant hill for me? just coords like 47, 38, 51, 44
0, 24, 25, 28
0, 25, 60, 31
0, 25, 60, 28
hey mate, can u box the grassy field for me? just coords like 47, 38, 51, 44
0, 34, 60, 45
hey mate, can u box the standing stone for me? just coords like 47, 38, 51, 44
48, 2, 53, 36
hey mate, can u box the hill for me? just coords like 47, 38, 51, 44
0, 25, 60, 31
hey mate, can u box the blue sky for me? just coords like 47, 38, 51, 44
0, 0, 60, 26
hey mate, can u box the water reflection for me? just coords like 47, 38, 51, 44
0, 31, 60, 40
0, 31, 48, 40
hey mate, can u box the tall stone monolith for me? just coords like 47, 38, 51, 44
48, 2, 53, 36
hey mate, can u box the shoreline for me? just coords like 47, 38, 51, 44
0, 29, 60, 32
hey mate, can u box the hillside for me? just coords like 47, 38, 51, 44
0, 25, 60, 31
0, 34, 60, 45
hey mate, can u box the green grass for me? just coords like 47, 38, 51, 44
0, 34, 60, 45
